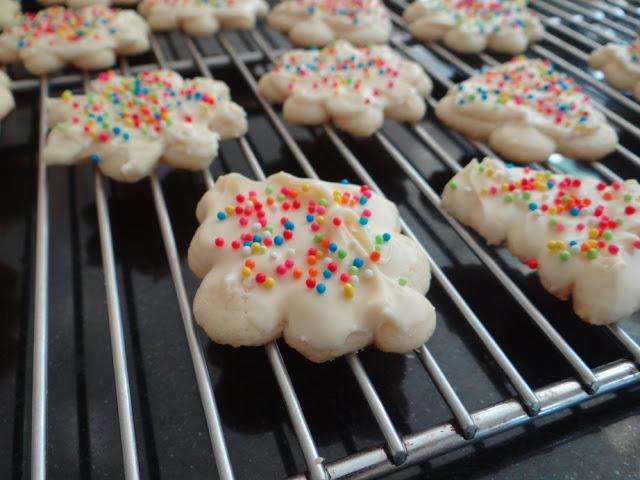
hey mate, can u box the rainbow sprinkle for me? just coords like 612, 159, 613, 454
451, 57, 598, 132
210, 179, 402, 299
288, 0, 389, 25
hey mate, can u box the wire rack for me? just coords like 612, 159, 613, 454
7, 0, 640, 478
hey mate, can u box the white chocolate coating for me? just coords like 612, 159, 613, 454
441, 157, 640, 325
267, 0, 391, 47
0, 6, 150, 75
188, 171, 436, 362
0, 0, 19, 29
39, 0, 139, 8
435, 57, 618, 163
403, 0, 544, 54
589, 38, 640, 101
0, 71, 15, 120
44, 69, 248, 182
258, 40, 432, 137
137, 0, 268, 36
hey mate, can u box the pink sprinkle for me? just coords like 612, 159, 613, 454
239, 217, 248, 226
608, 244, 619, 255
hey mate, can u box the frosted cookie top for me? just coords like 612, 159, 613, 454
0, 6, 150, 74
267, 0, 392, 47
403, 0, 544, 54
435, 57, 618, 162
0, 0, 20, 29
39, 0, 139, 8
0, 70, 15, 120
44, 69, 248, 182
258, 40, 432, 136
589, 37, 640, 101
441, 157, 640, 324
137, 0, 269, 36
188, 171, 436, 362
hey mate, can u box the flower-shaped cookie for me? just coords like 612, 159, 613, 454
403, 0, 544, 54
442, 157, 640, 324
590, 38, 640, 101
0, 71, 14, 120
188, 171, 436, 362
436, 57, 618, 163
258, 40, 433, 136
44, 69, 248, 182
137, 0, 269, 36
0, 6, 150, 75
0, 0, 19, 29
267, 0, 392, 47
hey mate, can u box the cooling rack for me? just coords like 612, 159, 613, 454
2, 0, 640, 479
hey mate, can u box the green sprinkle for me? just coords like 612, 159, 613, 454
264, 225, 274, 234
522, 191, 531, 200
338, 249, 347, 259
399, 278, 408, 286
277, 193, 285, 202
314, 234, 323, 243
319, 198, 328, 206
449, 180, 458, 190
265, 186, 273, 194
505, 193, 514, 203
603, 229, 613, 241
624, 193, 632, 203
559, 250, 571, 262
587, 248, 598, 260
375, 235, 383, 244
479, 166, 485, 173
348, 266, 359, 275
548, 219, 557, 227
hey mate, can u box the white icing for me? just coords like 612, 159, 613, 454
188, 171, 436, 362
441, 157, 640, 325
435, 57, 618, 163
258, 40, 433, 137
267, 0, 391, 47
44, 69, 248, 182
137, 0, 268, 36
0, 70, 15, 120
0, 0, 19, 28
403, 0, 544, 54
589, 38, 640, 101
0, 6, 150, 75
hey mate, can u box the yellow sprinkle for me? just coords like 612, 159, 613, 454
242, 267, 251, 277
587, 239, 598, 248
316, 250, 324, 258
343, 283, 355, 299
317, 215, 325, 225
251, 242, 261, 253
481, 187, 489, 195
589, 228, 600, 239
501, 183, 509, 192
546, 240, 557, 250
62, 90, 72, 102
549, 206, 558, 214
302, 183, 310, 192
87, 118, 95, 125
486, 168, 495, 177
225, 205, 234, 215
265, 277, 275, 288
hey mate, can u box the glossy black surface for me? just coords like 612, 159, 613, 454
1, 3, 640, 479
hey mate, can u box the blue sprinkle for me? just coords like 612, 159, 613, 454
284, 220, 295, 230
316, 283, 326, 294
528, 202, 538, 211
359, 196, 368, 205
340, 179, 349, 184
112, 127, 121, 135
123, 132, 130, 141
353, 257, 364, 268
359, 217, 368, 225
89, 153, 100, 164
570, 207, 580, 216
328, 242, 338, 252
306, 214, 314, 222
569, 240, 578, 246
217, 212, 226, 220
382, 232, 391, 242
323, 270, 332, 279
274, 235, 284, 246
253, 235, 262, 244
243, 241, 252, 247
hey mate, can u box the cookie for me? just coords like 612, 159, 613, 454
267, 0, 392, 47
188, 171, 436, 362
0, 71, 15, 120
258, 40, 433, 137
435, 57, 618, 163
137, 0, 268, 36
0, 0, 19, 29
590, 38, 640, 101
403, 0, 544, 54
442, 157, 640, 325
44, 69, 248, 182
0, 6, 150, 75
